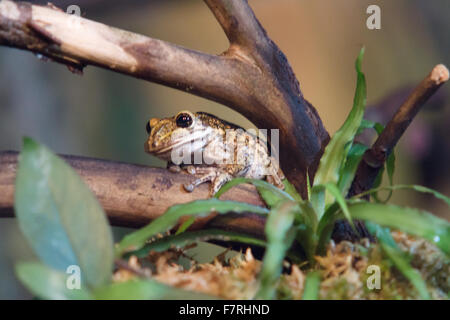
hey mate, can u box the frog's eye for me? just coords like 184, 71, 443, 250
176, 113, 193, 128
146, 121, 152, 134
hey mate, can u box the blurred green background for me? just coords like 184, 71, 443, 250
0, 0, 448, 299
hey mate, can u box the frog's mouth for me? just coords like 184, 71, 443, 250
147, 128, 212, 155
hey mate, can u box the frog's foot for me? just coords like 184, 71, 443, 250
265, 163, 285, 189
183, 165, 197, 175
183, 171, 217, 193
266, 173, 284, 189
211, 173, 232, 196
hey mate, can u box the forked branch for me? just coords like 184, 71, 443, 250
0, 0, 329, 194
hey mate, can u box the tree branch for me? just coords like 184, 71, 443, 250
349, 64, 449, 196
0, 151, 267, 237
204, 0, 270, 51
0, 0, 329, 195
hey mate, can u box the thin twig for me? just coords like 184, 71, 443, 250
349, 64, 449, 197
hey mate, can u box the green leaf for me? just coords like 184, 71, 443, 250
306, 172, 312, 201
356, 119, 384, 136
318, 183, 354, 229
386, 152, 396, 186
294, 201, 319, 263
337, 143, 368, 195
215, 177, 294, 208
345, 202, 450, 254
371, 165, 386, 203
283, 179, 303, 203
15, 262, 92, 300
316, 203, 341, 255
366, 222, 430, 299
255, 201, 297, 299
116, 199, 269, 256
353, 184, 450, 207
302, 271, 321, 300
94, 279, 217, 300
313, 48, 367, 213
175, 216, 196, 235
14, 138, 114, 288
372, 152, 396, 203
130, 229, 267, 258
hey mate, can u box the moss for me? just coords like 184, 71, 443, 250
113, 231, 448, 300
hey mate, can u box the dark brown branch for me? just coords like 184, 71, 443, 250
0, 0, 329, 195
349, 64, 449, 197
0, 151, 265, 237
204, 0, 270, 51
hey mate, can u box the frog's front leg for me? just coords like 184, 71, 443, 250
183, 168, 233, 196
183, 168, 217, 193
210, 172, 233, 195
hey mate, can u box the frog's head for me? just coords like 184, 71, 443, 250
145, 110, 213, 160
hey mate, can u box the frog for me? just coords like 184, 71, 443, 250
145, 110, 285, 196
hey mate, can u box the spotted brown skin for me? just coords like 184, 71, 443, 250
145, 111, 284, 196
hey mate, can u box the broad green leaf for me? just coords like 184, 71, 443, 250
345, 202, 450, 254
130, 229, 267, 258
215, 177, 294, 208
353, 184, 450, 207
366, 222, 430, 299
94, 279, 216, 300
116, 199, 269, 256
255, 201, 297, 299
313, 48, 367, 212
14, 138, 114, 288
15, 262, 92, 300
302, 271, 321, 300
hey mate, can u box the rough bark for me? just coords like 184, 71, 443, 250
0, 151, 267, 236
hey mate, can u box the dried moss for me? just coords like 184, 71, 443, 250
113, 231, 449, 300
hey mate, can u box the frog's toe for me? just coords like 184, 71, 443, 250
211, 173, 232, 195
184, 165, 197, 175
183, 183, 195, 192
